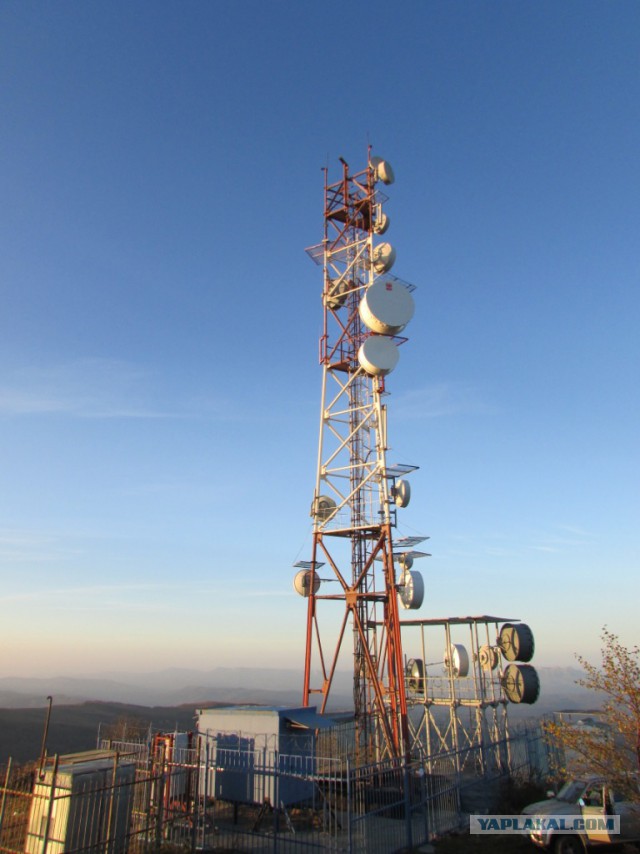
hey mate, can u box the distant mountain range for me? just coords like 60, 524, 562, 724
0, 667, 352, 710
0, 665, 599, 716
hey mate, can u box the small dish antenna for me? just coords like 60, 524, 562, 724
370, 156, 395, 185
406, 658, 425, 692
312, 494, 337, 522
371, 242, 396, 274
324, 277, 349, 310
373, 207, 390, 234
444, 643, 470, 678
392, 478, 411, 507
478, 645, 500, 671
397, 552, 413, 570
398, 569, 424, 610
293, 569, 321, 597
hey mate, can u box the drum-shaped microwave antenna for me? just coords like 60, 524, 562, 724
358, 335, 399, 377
478, 645, 500, 671
406, 658, 425, 692
502, 663, 540, 704
398, 552, 413, 571
359, 279, 414, 336
372, 242, 396, 274
313, 494, 337, 522
398, 570, 424, 610
498, 623, 535, 662
392, 478, 411, 507
374, 211, 390, 234
293, 569, 321, 598
370, 156, 395, 185
324, 277, 349, 310
444, 643, 470, 678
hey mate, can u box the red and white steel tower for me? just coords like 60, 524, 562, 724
294, 150, 428, 762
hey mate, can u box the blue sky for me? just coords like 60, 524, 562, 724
1, 1, 638, 679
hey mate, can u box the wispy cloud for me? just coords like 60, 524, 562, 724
0, 529, 84, 563
394, 382, 491, 420
441, 525, 596, 560
0, 581, 178, 606
0, 359, 250, 421
0, 580, 291, 615
0, 359, 172, 418
528, 526, 595, 553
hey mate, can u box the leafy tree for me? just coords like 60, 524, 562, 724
101, 715, 151, 743
544, 627, 639, 799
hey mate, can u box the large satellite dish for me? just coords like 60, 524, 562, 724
359, 279, 414, 336
358, 335, 399, 376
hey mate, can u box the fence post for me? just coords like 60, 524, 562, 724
346, 758, 352, 854
191, 738, 201, 854
0, 757, 12, 838
105, 753, 119, 854
154, 765, 165, 851
403, 759, 413, 851
273, 750, 279, 854
41, 754, 59, 854
420, 765, 429, 844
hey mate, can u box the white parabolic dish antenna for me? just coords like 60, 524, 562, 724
445, 643, 470, 678
374, 211, 390, 234
372, 242, 396, 274
359, 279, 414, 336
370, 156, 395, 185
393, 478, 411, 507
399, 570, 424, 610
293, 569, 321, 598
398, 552, 413, 570
358, 335, 399, 376
314, 494, 337, 522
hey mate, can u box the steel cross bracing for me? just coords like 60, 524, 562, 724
398, 615, 516, 775
301, 153, 417, 762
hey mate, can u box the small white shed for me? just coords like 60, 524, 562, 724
24, 750, 135, 854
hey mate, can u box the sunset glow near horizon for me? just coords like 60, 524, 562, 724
1, 1, 638, 680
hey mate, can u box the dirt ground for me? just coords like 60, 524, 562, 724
432, 831, 537, 852
432, 836, 640, 853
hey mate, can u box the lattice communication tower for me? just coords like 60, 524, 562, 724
294, 151, 427, 762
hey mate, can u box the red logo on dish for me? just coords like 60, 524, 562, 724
386, 283, 392, 291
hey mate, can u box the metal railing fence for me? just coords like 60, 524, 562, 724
0, 722, 549, 853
